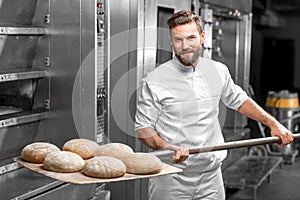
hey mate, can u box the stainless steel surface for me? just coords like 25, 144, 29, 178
201, 7, 213, 58
199, 0, 252, 13
0, 69, 46, 82
0, 167, 64, 200
0, 0, 38, 25
0, 121, 42, 160
0, 106, 22, 115
48, 0, 97, 146
79, 0, 97, 140
0, 161, 22, 175
0, 35, 41, 69
0, 0, 98, 199
0, 111, 47, 128
0, 27, 46, 35
0, 0, 48, 161
223, 156, 283, 200
30, 183, 96, 200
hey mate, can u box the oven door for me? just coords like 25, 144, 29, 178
138, 0, 191, 79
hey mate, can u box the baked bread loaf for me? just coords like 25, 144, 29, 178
62, 138, 100, 159
43, 151, 84, 172
123, 153, 162, 175
82, 156, 126, 178
21, 142, 60, 163
93, 143, 134, 161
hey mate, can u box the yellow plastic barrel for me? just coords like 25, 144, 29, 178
265, 90, 299, 109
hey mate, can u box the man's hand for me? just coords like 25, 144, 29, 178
237, 98, 294, 146
166, 145, 189, 163
137, 128, 190, 163
270, 121, 294, 145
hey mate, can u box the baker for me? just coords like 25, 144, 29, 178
134, 10, 294, 200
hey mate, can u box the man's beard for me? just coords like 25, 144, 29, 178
175, 46, 201, 66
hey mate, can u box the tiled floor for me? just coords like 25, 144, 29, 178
226, 156, 300, 200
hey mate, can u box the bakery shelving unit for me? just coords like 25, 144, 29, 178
0, 0, 103, 198
0, 4, 49, 173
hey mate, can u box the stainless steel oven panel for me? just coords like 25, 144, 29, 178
30, 183, 96, 200
0, 0, 38, 25
0, 36, 39, 69
0, 122, 39, 160
44, 0, 96, 147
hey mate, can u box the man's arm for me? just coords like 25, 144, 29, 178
237, 98, 294, 145
136, 127, 189, 163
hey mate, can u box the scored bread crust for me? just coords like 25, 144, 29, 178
82, 156, 126, 178
62, 138, 100, 159
93, 143, 134, 161
21, 142, 60, 163
43, 151, 85, 172
123, 153, 162, 175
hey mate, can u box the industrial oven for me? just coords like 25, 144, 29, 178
0, 0, 108, 199
0, 0, 253, 199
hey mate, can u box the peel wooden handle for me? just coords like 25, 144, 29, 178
151, 133, 300, 159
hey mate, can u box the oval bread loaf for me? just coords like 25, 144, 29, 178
62, 138, 100, 159
123, 153, 162, 175
82, 156, 126, 178
93, 143, 134, 161
43, 151, 84, 172
21, 142, 60, 163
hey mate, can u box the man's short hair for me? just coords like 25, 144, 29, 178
167, 10, 203, 34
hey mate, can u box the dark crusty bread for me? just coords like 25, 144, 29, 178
43, 151, 84, 172
82, 156, 126, 178
62, 138, 100, 159
21, 142, 60, 163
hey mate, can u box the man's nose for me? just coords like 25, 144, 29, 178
182, 39, 190, 49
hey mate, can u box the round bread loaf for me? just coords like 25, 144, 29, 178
123, 153, 162, 175
82, 156, 126, 178
93, 143, 134, 161
21, 142, 60, 163
62, 138, 100, 159
43, 151, 84, 172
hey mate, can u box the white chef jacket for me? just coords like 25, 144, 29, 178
135, 56, 248, 173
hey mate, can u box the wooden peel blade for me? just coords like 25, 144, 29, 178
151, 133, 300, 161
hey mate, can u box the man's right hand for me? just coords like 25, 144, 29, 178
168, 145, 189, 163
137, 127, 189, 163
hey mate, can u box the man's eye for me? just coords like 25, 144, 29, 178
188, 37, 196, 41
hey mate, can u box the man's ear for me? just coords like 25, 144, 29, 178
200, 31, 205, 45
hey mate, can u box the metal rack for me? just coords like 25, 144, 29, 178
0, 0, 99, 199
0, 0, 49, 178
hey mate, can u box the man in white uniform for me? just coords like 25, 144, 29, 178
135, 10, 294, 200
